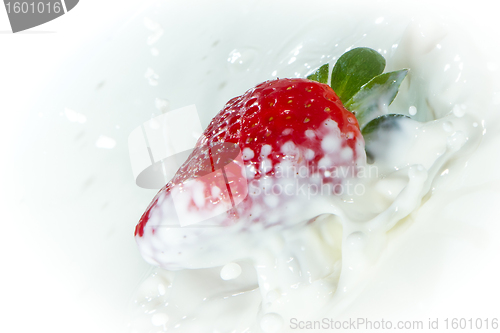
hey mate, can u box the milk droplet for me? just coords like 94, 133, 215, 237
155, 98, 169, 113
158, 283, 166, 296
64, 108, 87, 124
408, 164, 426, 180
472, 122, 478, 127
144, 18, 164, 45
452, 104, 466, 117
220, 263, 242, 280
151, 47, 159, 56
227, 48, 258, 72
260, 313, 284, 333
346, 232, 365, 251
145, 68, 159, 86
321, 135, 341, 153
151, 313, 168, 326
409, 105, 417, 116
261, 144, 272, 156
304, 149, 315, 160
148, 29, 164, 46
242, 148, 255, 160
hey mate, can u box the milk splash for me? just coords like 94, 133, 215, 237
126, 15, 491, 333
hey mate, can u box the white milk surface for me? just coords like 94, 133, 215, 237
1, 1, 499, 333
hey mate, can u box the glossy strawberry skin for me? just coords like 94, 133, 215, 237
134, 78, 365, 269
200, 78, 362, 177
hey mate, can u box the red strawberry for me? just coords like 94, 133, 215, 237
135, 78, 365, 269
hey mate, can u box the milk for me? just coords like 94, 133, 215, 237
127, 2, 499, 332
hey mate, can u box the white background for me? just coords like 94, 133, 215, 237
0, 1, 157, 332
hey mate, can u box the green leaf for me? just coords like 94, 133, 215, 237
345, 69, 408, 129
361, 114, 410, 138
330, 47, 385, 104
307, 63, 329, 84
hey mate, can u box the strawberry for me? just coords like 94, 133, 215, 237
135, 78, 364, 269
134, 48, 408, 270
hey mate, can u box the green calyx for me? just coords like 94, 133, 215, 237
307, 47, 409, 133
